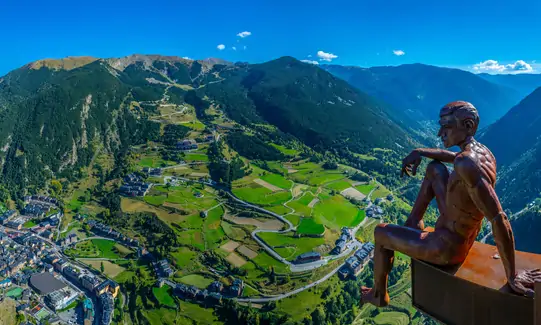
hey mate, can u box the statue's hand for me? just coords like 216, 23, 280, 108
401, 150, 422, 177
404, 218, 424, 231
508, 269, 541, 298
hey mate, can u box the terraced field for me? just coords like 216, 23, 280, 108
374, 312, 410, 325
297, 218, 325, 236
313, 193, 364, 229
257, 232, 325, 260
233, 184, 292, 206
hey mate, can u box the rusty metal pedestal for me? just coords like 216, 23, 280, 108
411, 242, 541, 325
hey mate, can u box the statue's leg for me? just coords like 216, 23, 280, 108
363, 224, 449, 307
363, 161, 449, 307
408, 160, 449, 227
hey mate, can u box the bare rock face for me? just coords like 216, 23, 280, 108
26, 56, 98, 71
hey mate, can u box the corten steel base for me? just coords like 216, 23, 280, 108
411, 241, 541, 325
534, 283, 541, 325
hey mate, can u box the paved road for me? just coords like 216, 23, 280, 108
236, 261, 348, 303
163, 176, 298, 266
164, 176, 372, 273
76, 257, 131, 261
155, 175, 377, 302
70, 236, 116, 245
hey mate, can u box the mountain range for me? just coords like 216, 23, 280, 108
0, 55, 420, 201
479, 87, 541, 211
2, 54, 541, 216
321, 63, 541, 129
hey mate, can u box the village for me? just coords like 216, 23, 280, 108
0, 195, 126, 325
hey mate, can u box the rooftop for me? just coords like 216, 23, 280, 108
29, 272, 66, 294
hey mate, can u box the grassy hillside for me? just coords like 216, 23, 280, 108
205, 57, 417, 154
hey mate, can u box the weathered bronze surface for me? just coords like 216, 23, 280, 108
361, 101, 541, 308
411, 243, 540, 325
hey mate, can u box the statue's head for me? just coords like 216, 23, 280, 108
438, 101, 479, 148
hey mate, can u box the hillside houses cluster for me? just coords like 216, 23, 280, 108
0, 230, 101, 323
5, 216, 28, 230
142, 167, 162, 176
23, 195, 61, 218
30, 214, 61, 240
99, 292, 115, 325
153, 259, 174, 277
172, 277, 244, 304
177, 134, 216, 151
86, 220, 140, 248
338, 242, 375, 280
0, 210, 16, 224
293, 251, 322, 264
24, 195, 59, 207
120, 173, 151, 197
366, 205, 384, 219
177, 139, 198, 151
44, 254, 118, 324
22, 204, 49, 218
332, 227, 354, 254
0, 233, 49, 277
0, 196, 62, 231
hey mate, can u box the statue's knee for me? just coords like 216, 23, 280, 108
374, 224, 389, 242
426, 160, 448, 180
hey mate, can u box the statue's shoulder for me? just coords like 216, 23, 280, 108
453, 152, 477, 172
454, 146, 495, 186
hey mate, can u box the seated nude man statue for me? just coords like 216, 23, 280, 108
362, 101, 541, 307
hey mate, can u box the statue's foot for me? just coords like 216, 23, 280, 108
361, 286, 390, 307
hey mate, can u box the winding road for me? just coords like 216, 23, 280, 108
153, 174, 377, 302
163, 175, 372, 275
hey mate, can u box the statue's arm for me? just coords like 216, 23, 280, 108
415, 148, 456, 163
455, 157, 516, 282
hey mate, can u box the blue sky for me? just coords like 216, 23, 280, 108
1, 0, 540, 76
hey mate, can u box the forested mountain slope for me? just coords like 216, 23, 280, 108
479, 87, 541, 211
322, 63, 522, 128
0, 55, 418, 204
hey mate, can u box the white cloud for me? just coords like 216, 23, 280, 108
307, 54, 312, 58
243, 45, 247, 50
301, 60, 319, 65
237, 31, 252, 38
317, 50, 338, 62
472, 59, 534, 74
509, 60, 533, 71
217, 44, 225, 50
182, 56, 192, 60
393, 50, 405, 56
232, 46, 237, 51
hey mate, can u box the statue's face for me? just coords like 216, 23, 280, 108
438, 113, 469, 148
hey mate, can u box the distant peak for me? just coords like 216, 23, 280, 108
26, 56, 98, 71
105, 54, 232, 71
105, 54, 192, 71
201, 58, 233, 66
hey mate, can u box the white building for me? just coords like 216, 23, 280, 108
46, 287, 80, 311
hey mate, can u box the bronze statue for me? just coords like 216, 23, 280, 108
361, 101, 541, 307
